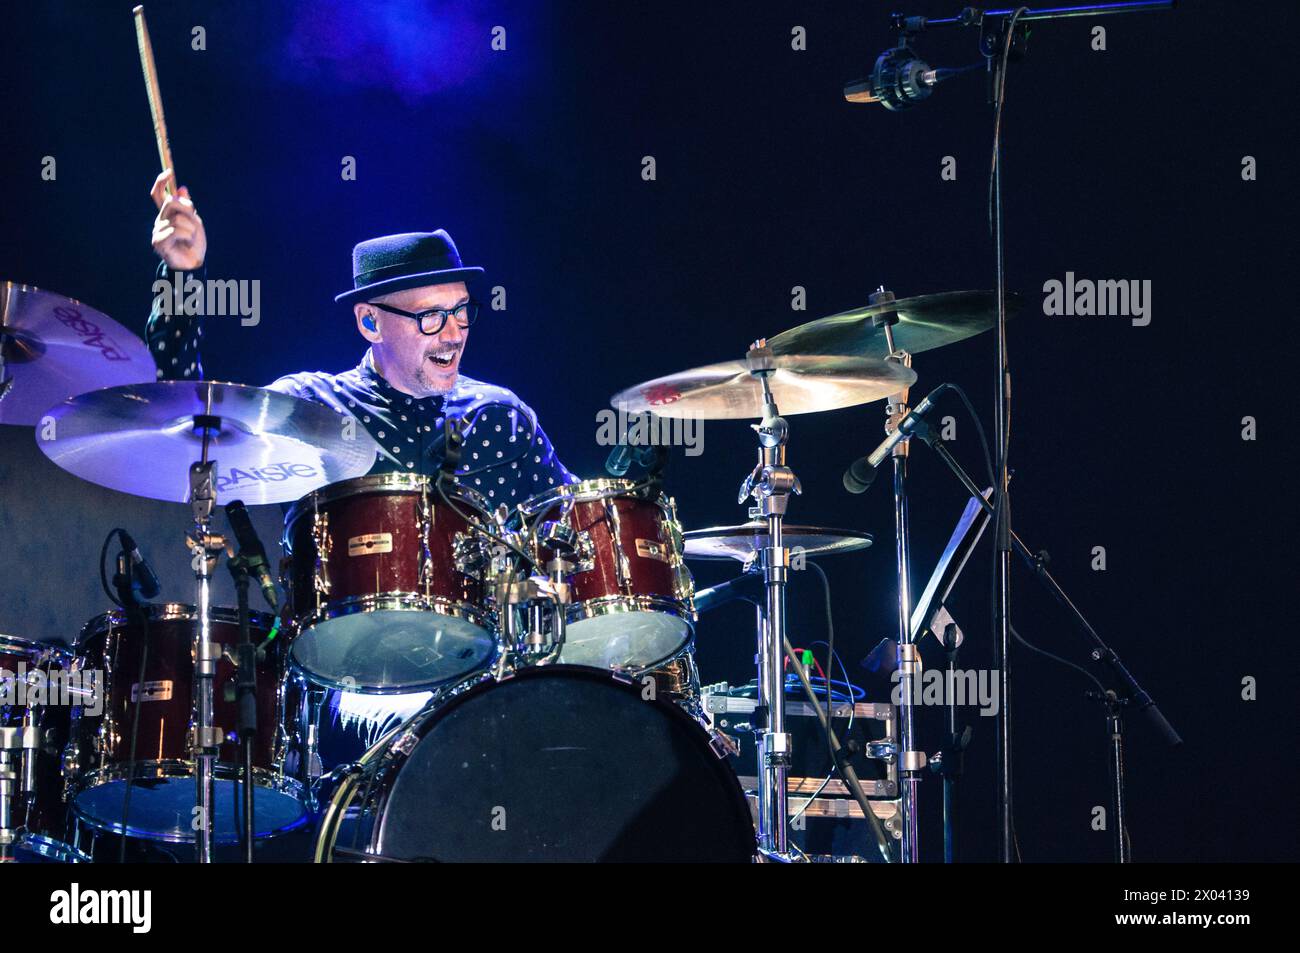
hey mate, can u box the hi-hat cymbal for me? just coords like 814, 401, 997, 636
36, 380, 379, 505
769, 290, 1022, 359
0, 282, 158, 425
610, 353, 916, 420
684, 524, 873, 561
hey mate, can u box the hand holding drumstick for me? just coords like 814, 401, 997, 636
135, 8, 204, 271
150, 169, 206, 272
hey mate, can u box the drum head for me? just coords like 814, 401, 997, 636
0, 834, 89, 864
73, 766, 308, 845
371, 665, 754, 862
0, 632, 72, 666
557, 610, 691, 671
290, 608, 495, 693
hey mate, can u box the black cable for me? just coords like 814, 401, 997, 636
945, 383, 996, 490
435, 472, 539, 572
425, 400, 549, 571
442, 400, 539, 478
950, 389, 1124, 697
100, 528, 125, 608
953, 370, 1117, 863
800, 561, 896, 860
116, 607, 150, 863
985, 7, 1028, 244
983, 12, 1027, 863
807, 561, 836, 769
782, 637, 894, 863
1010, 624, 1107, 695
100, 527, 156, 862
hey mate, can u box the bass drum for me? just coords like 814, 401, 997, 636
315, 665, 754, 863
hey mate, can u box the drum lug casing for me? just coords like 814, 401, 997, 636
418, 481, 434, 595
312, 507, 331, 604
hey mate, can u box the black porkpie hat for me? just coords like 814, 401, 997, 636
334, 230, 484, 305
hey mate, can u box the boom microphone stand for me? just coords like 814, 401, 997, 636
848, 0, 1175, 861
902, 412, 1181, 862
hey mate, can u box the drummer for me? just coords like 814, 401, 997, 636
145, 171, 575, 503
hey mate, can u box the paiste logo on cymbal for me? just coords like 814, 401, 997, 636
52, 306, 131, 362
214, 462, 321, 493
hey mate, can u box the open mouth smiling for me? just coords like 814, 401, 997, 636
428, 347, 460, 369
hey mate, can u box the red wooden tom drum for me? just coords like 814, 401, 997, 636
282, 474, 496, 693
519, 478, 695, 672
67, 605, 307, 845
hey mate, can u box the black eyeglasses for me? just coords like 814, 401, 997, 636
366, 300, 479, 336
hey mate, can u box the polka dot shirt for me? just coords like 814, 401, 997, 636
147, 264, 577, 502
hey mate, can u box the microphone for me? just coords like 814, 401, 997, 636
604, 443, 635, 477
438, 414, 465, 478
604, 443, 662, 478
117, 529, 161, 600
844, 49, 977, 110
693, 573, 765, 614
843, 384, 948, 494
224, 500, 278, 610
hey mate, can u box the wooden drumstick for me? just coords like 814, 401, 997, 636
133, 5, 175, 197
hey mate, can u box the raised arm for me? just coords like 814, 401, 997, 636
146, 169, 207, 381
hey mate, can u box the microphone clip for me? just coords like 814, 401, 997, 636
439, 414, 466, 478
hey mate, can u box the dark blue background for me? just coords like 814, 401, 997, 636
1, 0, 1293, 862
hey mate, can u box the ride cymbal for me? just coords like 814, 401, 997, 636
769, 290, 1021, 359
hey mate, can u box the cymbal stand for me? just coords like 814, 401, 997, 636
737, 340, 801, 861
871, 286, 924, 862
187, 387, 225, 863
0, 328, 12, 406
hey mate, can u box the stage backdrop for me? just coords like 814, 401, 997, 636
0, 424, 287, 644
0, 0, 1293, 863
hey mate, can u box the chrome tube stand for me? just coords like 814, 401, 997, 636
0, 329, 13, 408
738, 341, 801, 861
188, 387, 224, 863
874, 288, 923, 863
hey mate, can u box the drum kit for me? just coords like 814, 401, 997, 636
2, 271, 1015, 863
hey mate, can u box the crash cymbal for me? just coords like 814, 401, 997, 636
0, 282, 158, 426
769, 290, 1022, 359
610, 353, 915, 420
684, 523, 873, 561
36, 380, 379, 505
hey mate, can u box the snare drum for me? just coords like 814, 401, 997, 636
518, 479, 695, 671
282, 474, 497, 693
66, 605, 307, 844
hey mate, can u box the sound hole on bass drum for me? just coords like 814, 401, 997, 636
317, 665, 755, 863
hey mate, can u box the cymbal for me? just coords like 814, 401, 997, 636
0, 282, 158, 426
684, 524, 873, 561
769, 290, 1022, 359
36, 380, 380, 505
610, 353, 915, 420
